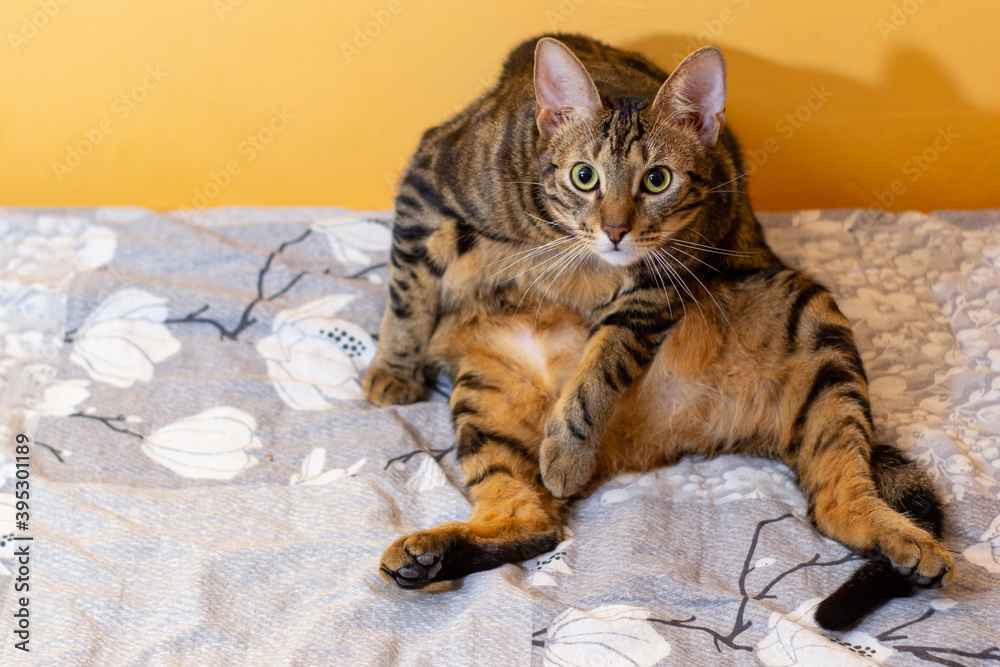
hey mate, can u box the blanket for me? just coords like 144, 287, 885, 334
1, 205, 998, 666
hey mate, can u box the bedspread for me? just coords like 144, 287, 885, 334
1, 206, 999, 666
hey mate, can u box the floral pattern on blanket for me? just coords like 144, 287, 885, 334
0, 207, 997, 665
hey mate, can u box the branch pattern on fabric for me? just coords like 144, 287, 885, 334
164, 229, 312, 340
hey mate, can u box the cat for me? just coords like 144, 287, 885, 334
362, 33, 953, 631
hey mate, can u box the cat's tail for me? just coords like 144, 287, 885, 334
814, 443, 946, 631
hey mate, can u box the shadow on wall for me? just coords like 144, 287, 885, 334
626, 35, 1000, 213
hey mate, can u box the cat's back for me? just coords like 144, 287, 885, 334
499, 34, 667, 93
415, 34, 668, 154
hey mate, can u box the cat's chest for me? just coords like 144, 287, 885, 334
440, 239, 622, 315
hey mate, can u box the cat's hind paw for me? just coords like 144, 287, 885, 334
380, 532, 446, 589
883, 532, 955, 588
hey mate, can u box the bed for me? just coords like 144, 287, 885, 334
1, 205, 998, 666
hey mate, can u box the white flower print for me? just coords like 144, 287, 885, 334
977, 405, 1000, 435
0, 281, 66, 336
312, 215, 392, 266
0, 453, 16, 489
987, 349, 1000, 373
1, 330, 61, 363
0, 494, 15, 576
598, 470, 663, 504
963, 513, 1000, 574
26, 379, 90, 417
5, 217, 116, 285
142, 407, 262, 479
543, 605, 670, 667
406, 455, 448, 493
791, 210, 844, 236
840, 288, 923, 331
756, 598, 894, 666
600, 459, 805, 508
678, 461, 802, 507
69, 289, 181, 388
528, 538, 573, 587
930, 597, 958, 611
256, 295, 376, 409
290, 447, 365, 486
717, 465, 796, 502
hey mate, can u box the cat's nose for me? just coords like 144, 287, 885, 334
602, 223, 629, 247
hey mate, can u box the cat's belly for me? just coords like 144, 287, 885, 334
601, 313, 790, 472
431, 302, 589, 397
480, 315, 589, 396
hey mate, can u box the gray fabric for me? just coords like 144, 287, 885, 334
1, 206, 998, 666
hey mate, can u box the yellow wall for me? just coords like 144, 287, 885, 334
1, 0, 998, 213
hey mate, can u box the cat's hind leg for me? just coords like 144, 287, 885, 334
380, 459, 566, 588
380, 309, 584, 589
783, 302, 955, 591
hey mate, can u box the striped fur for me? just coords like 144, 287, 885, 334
363, 34, 952, 628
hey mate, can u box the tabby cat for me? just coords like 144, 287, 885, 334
362, 34, 953, 630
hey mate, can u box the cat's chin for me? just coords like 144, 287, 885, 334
594, 248, 641, 267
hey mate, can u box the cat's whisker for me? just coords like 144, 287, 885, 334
642, 254, 673, 319
525, 212, 577, 233
534, 245, 589, 325
498, 240, 582, 288
706, 171, 749, 192
489, 245, 570, 281
670, 246, 722, 274
650, 249, 690, 322
500, 242, 579, 284
512, 241, 583, 317
524, 245, 586, 315
671, 239, 752, 257
661, 247, 737, 336
524, 212, 560, 229
488, 236, 572, 274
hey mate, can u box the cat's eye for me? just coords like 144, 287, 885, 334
642, 167, 672, 193
571, 163, 599, 191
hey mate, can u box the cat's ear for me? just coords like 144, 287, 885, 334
533, 37, 602, 139
651, 46, 727, 146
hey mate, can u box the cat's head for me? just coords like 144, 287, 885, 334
533, 38, 729, 268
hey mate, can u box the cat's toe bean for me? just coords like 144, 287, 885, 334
883, 534, 954, 588
396, 564, 422, 579
379, 532, 447, 589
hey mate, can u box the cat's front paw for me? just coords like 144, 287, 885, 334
540, 418, 598, 498
363, 366, 427, 406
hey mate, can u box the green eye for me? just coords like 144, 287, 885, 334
571, 163, 599, 191
642, 167, 672, 193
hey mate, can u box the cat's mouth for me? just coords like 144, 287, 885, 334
591, 235, 642, 267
